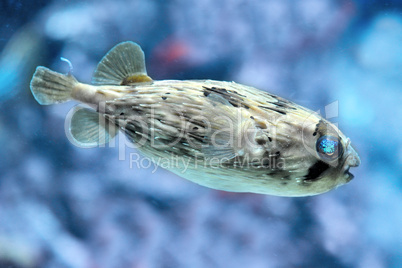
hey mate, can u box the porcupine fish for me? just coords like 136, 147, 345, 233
30, 41, 360, 197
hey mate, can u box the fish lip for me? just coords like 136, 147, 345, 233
344, 167, 354, 182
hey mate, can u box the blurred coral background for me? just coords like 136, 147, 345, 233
0, 0, 401, 267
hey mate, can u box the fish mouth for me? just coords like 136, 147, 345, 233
342, 143, 360, 182
344, 167, 354, 182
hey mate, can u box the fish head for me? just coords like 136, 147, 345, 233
298, 115, 361, 193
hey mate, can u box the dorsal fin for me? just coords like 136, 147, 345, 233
92, 41, 152, 86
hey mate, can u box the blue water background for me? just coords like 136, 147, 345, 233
0, 0, 401, 267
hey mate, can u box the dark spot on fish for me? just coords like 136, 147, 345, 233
313, 132, 317, 136
275, 103, 287, 108
250, 116, 254, 120
185, 116, 207, 129
162, 96, 167, 100
258, 106, 287, 115
213, 86, 226, 93
267, 98, 297, 110
256, 138, 266, 145
268, 137, 272, 142
193, 127, 199, 130
165, 92, 171, 94
230, 90, 247, 97
304, 160, 330, 182
203, 86, 249, 109
271, 94, 292, 104
187, 133, 204, 143
229, 102, 240, 108
120, 112, 124, 116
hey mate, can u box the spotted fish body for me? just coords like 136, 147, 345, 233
30, 42, 360, 197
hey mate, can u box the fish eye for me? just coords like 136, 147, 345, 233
316, 135, 343, 161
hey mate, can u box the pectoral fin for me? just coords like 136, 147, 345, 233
201, 93, 264, 161
201, 94, 241, 160
69, 107, 118, 148
92, 41, 152, 86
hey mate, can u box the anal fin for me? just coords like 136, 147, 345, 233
69, 107, 118, 148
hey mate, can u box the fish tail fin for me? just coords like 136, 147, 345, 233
30, 66, 78, 105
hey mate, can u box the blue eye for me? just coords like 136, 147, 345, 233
316, 135, 343, 161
